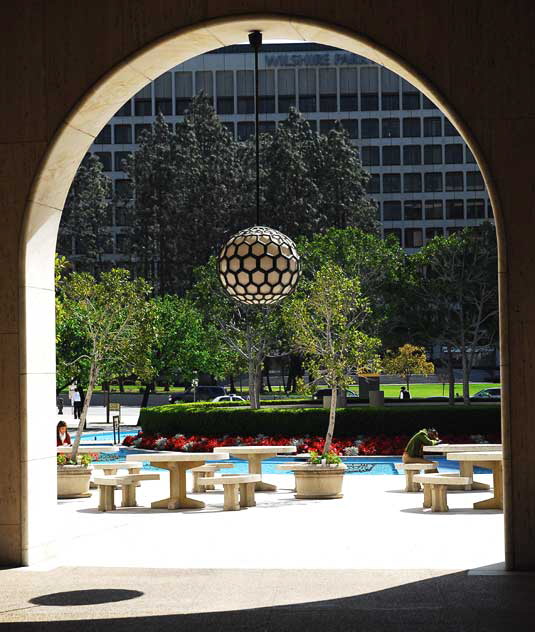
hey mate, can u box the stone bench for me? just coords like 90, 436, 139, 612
94, 473, 160, 511
413, 473, 472, 512
395, 462, 439, 492
197, 474, 261, 511
191, 463, 234, 493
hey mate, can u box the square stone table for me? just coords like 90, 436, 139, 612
446, 451, 503, 510
424, 444, 502, 491
213, 446, 297, 491
127, 452, 229, 509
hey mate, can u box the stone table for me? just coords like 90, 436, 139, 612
127, 452, 229, 510
447, 451, 503, 510
424, 444, 501, 491
213, 446, 297, 491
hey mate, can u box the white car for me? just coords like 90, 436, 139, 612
212, 394, 246, 403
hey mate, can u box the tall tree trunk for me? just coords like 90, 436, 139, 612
71, 363, 97, 460
248, 357, 259, 409
323, 386, 338, 454
461, 351, 471, 404
229, 374, 236, 394
118, 376, 125, 393
140, 383, 151, 408
264, 358, 272, 393
447, 345, 455, 405
406, 374, 410, 391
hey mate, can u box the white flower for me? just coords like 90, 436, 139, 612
133, 438, 142, 447
344, 446, 360, 456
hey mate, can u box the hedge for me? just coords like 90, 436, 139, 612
139, 404, 500, 438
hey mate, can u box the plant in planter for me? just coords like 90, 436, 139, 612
282, 263, 381, 498
56, 453, 93, 499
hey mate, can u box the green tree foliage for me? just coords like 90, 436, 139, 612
57, 154, 112, 275
282, 263, 381, 453
58, 268, 154, 457
382, 343, 435, 391
409, 223, 498, 404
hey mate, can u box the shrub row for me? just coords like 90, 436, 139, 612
139, 404, 501, 438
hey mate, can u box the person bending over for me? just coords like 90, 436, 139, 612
402, 428, 440, 472
56, 421, 71, 446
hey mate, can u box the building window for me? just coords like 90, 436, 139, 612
425, 199, 444, 219
383, 173, 401, 193
445, 172, 464, 191
466, 171, 485, 191
402, 80, 420, 109
298, 68, 317, 112
424, 145, 442, 165
116, 233, 129, 253
404, 200, 423, 220
278, 69, 296, 113
383, 201, 402, 221
259, 69, 275, 113
422, 95, 437, 109
382, 146, 401, 166
339, 67, 358, 111
382, 118, 400, 138
424, 172, 443, 192
426, 226, 444, 241
366, 173, 380, 194
237, 122, 255, 141
115, 102, 132, 117
444, 118, 458, 136
222, 122, 235, 138
361, 118, 379, 138
114, 124, 132, 145
134, 86, 152, 116
361, 146, 380, 166
95, 125, 111, 144
403, 145, 422, 165
487, 200, 493, 218
114, 151, 130, 172
319, 68, 337, 112
154, 72, 172, 115
360, 67, 378, 111
382, 92, 399, 110
447, 226, 463, 236
403, 118, 421, 137
94, 152, 112, 172
195, 71, 213, 104
404, 173, 422, 193
405, 228, 424, 248
340, 119, 358, 139
384, 228, 402, 244
465, 146, 477, 164
216, 70, 234, 114
444, 144, 464, 164
258, 121, 276, 135
446, 199, 465, 220
237, 70, 254, 114
423, 117, 442, 137
467, 198, 486, 219
134, 123, 152, 143
381, 68, 399, 109
175, 72, 193, 114
320, 120, 336, 135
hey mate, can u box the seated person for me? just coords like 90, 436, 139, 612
402, 428, 439, 472
56, 420, 71, 446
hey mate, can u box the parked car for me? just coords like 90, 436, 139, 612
471, 387, 501, 401
168, 386, 227, 404
212, 394, 246, 403
312, 388, 358, 401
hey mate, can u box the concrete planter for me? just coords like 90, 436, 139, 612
293, 464, 347, 499
57, 465, 92, 499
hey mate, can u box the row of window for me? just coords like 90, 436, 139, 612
383, 226, 478, 249
366, 171, 485, 194
115, 67, 438, 118
361, 144, 475, 166
96, 116, 463, 146
377, 199, 492, 222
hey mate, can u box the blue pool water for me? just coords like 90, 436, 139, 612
84, 440, 493, 476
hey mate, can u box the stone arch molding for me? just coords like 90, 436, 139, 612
18, 13, 502, 566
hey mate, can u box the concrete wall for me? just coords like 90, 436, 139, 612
1, 0, 535, 569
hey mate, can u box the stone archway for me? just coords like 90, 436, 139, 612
4, 4, 530, 569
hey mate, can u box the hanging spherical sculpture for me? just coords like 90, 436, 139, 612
217, 226, 300, 305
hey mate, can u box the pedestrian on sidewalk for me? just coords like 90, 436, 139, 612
73, 388, 82, 420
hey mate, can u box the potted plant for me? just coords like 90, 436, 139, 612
282, 263, 381, 499
57, 453, 93, 499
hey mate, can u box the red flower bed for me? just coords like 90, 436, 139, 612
122, 431, 500, 456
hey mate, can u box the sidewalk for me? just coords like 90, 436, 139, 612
60, 405, 141, 431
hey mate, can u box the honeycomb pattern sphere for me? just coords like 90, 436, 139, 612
217, 226, 300, 305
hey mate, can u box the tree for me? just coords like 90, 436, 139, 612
57, 154, 112, 275
409, 223, 498, 404
58, 269, 154, 458
282, 264, 380, 454
382, 344, 435, 392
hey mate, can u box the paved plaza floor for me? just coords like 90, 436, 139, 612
1, 472, 527, 630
